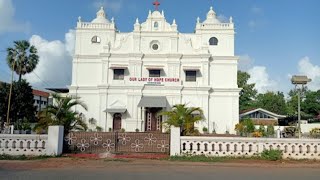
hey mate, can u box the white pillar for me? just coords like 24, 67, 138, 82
170, 126, 181, 156
10, 125, 14, 134
277, 128, 281, 138
47, 126, 64, 156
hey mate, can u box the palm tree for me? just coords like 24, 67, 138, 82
159, 104, 204, 135
6, 40, 39, 82
34, 94, 88, 135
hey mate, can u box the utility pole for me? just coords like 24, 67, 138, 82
297, 87, 301, 139
291, 75, 311, 139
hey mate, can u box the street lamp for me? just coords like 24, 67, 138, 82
291, 75, 312, 138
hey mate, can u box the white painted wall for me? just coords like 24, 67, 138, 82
0, 126, 64, 156
180, 136, 320, 159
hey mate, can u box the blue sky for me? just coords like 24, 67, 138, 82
0, 0, 319, 93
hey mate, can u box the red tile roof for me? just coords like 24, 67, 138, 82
32, 89, 50, 97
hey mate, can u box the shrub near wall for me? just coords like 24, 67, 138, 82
260, 149, 282, 161
310, 128, 320, 138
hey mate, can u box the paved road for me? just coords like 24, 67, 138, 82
1, 159, 320, 180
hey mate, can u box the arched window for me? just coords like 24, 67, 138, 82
91, 36, 101, 43
154, 22, 159, 28
209, 37, 218, 46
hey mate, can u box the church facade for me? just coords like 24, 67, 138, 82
69, 5, 240, 134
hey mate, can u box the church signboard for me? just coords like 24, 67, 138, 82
129, 77, 180, 85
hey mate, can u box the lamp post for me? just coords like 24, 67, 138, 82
291, 75, 311, 138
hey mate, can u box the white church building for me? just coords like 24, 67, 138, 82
69, 4, 240, 134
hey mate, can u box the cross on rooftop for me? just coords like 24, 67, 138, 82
153, 0, 160, 11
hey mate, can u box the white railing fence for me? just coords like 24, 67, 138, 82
0, 126, 64, 156
170, 127, 320, 160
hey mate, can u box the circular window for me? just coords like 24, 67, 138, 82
150, 40, 160, 51
152, 44, 159, 51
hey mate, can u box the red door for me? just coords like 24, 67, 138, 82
145, 108, 162, 132
113, 113, 122, 131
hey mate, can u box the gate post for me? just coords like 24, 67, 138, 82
47, 126, 64, 156
115, 131, 118, 153
170, 126, 181, 156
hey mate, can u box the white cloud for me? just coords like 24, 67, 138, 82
0, 0, 30, 34
251, 6, 263, 15
25, 30, 75, 88
93, 0, 123, 13
217, 14, 228, 23
248, 20, 257, 29
297, 57, 320, 91
247, 66, 278, 93
248, 6, 266, 31
238, 55, 255, 71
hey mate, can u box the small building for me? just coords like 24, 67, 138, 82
240, 108, 286, 126
0, 81, 51, 114
32, 89, 50, 114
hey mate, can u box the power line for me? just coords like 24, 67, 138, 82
31, 71, 69, 94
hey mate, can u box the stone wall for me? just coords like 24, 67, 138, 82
0, 126, 64, 156
170, 127, 320, 160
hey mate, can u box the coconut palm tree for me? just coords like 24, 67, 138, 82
34, 94, 88, 135
6, 40, 39, 82
159, 104, 204, 135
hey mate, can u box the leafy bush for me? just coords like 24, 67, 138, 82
235, 123, 244, 136
243, 118, 255, 133
266, 125, 275, 137
252, 131, 263, 137
202, 127, 208, 133
185, 128, 200, 136
258, 125, 266, 137
96, 126, 103, 132
260, 149, 282, 161
235, 118, 255, 136
310, 128, 320, 138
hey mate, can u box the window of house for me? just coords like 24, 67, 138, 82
186, 71, 197, 82
149, 70, 161, 77
91, 36, 101, 43
113, 69, 125, 80
209, 37, 218, 46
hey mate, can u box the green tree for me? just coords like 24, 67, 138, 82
286, 89, 299, 117
159, 104, 204, 135
6, 40, 39, 82
238, 71, 257, 111
34, 94, 88, 135
0, 80, 36, 127
255, 91, 287, 115
302, 90, 320, 117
